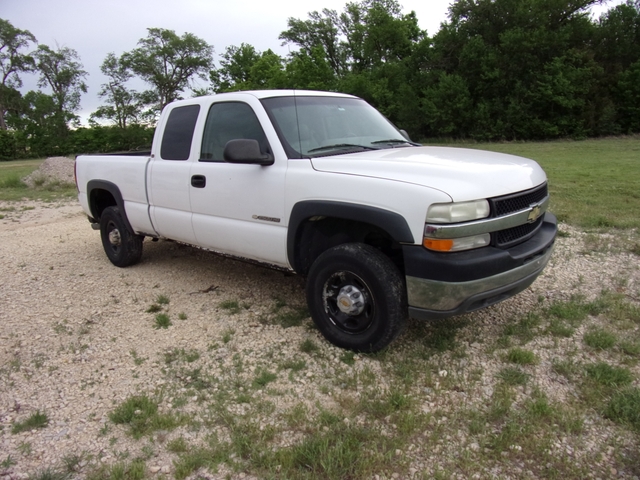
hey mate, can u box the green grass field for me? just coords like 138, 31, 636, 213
455, 136, 640, 230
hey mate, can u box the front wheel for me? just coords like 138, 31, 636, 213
99, 206, 143, 267
306, 243, 407, 352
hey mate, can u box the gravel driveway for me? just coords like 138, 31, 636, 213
1, 200, 638, 479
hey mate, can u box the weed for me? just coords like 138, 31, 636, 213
620, 340, 640, 357
11, 410, 49, 434
300, 339, 319, 353
418, 317, 467, 353
497, 367, 529, 386
129, 349, 146, 366
167, 436, 188, 453
154, 313, 172, 329
178, 312, 187, 320
17, 441, 31, 455
502, 312, 541, 344
253, 369, 277, 388
583, 328, 617, 350
222, 328, 235, 344
280, 359, 307, 372
28, 468, 69, 480
164, 348, 200, 364
62, 453, 84, 473
86, 459, 146, 480
156, 294, 170, 305
109, 395, 184, 439
546, 318, 574, 338
220, 299, 241, 314
552, 358, 581, 380
604, 387, 640, 432
505, 348, 537, 365
585, 362, 633, 387
275, 306, 309, 328
0, 455, 16, 468
53, 321, 72, 335
173, 447, 228, 480
146, 304, 162, 313
340, 351, 356, 365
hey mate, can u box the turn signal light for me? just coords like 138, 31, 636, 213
423, 233, 491, 252
423, 238, 454, 251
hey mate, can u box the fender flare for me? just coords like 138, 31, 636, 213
287, 200, 415, 273
86, 180, 135, 234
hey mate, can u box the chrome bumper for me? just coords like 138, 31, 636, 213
406, 244, 554, 319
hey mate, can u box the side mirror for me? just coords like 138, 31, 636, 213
399, 129, 412, 142
223, 139, 274, 165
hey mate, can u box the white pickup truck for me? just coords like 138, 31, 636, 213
75, 90, 556, 352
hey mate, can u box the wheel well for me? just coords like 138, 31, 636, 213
89, 189, 117, 220
295, 217, 405, 276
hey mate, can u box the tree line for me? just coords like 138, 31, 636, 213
1, 0, 639, 160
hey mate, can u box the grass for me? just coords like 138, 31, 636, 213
153, 313, 172, 329
466, 137, 640, 230
583, 328, 617, 350
109, 395, 184, 439
604, 388, 640, 432
300, 339, 319, 353
505, 347, 537, 365
219, 299, 241, 314
0, 158, 76, 202
585, 362, 633, 387
11, 410, 49, 434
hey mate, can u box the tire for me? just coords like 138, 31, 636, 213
306, 243, 407, 352
99, 206, 143, 267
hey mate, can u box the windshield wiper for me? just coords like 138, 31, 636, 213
307, 143, 378, 153
371, 139, 420, 146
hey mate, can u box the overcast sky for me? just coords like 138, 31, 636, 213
2, 0, 624, 124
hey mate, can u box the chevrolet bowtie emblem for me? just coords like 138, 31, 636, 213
527, 204, 542, 223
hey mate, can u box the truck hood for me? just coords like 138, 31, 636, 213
310, 146, 547, 202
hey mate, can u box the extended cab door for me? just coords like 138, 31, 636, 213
147, 104, 200, 244
189, 98, 288, 266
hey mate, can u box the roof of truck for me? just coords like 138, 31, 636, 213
211, 89, 358, 100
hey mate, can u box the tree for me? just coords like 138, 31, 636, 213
90, 53, 145, 129
0, 18, 36, 130
123, 28, 214, 113
424, 0, 603, 139
34, 44, 88, 130
209, 44, 287, 93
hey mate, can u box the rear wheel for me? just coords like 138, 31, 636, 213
306, 243, 407, 352
100, 206, 143, 267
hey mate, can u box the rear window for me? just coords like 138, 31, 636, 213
160, 105, 200, 160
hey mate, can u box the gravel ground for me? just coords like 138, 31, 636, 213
0, 191, 639, 478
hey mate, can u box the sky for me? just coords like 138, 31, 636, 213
2, 0, 625, 125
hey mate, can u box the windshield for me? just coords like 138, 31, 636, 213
261, 95, 412, 158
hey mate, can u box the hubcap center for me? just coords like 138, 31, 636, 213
108, 229, 121, 246
336, 285, 365, 315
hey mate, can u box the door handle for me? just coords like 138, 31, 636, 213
191, 175, 206, 188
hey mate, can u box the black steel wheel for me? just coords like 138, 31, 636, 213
306, 243, 407, 352
99, 206, 143, 267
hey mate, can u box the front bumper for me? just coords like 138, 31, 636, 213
405, 213, 556, 320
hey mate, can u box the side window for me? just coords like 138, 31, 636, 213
200, 102, 269, 162
160, 105, 200, 160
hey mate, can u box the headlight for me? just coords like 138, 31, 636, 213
426, 200, 490, 224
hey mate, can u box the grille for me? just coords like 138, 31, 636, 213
490, 183, 548, 248
495, 217, 544, 247
492, 184, 548, 217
